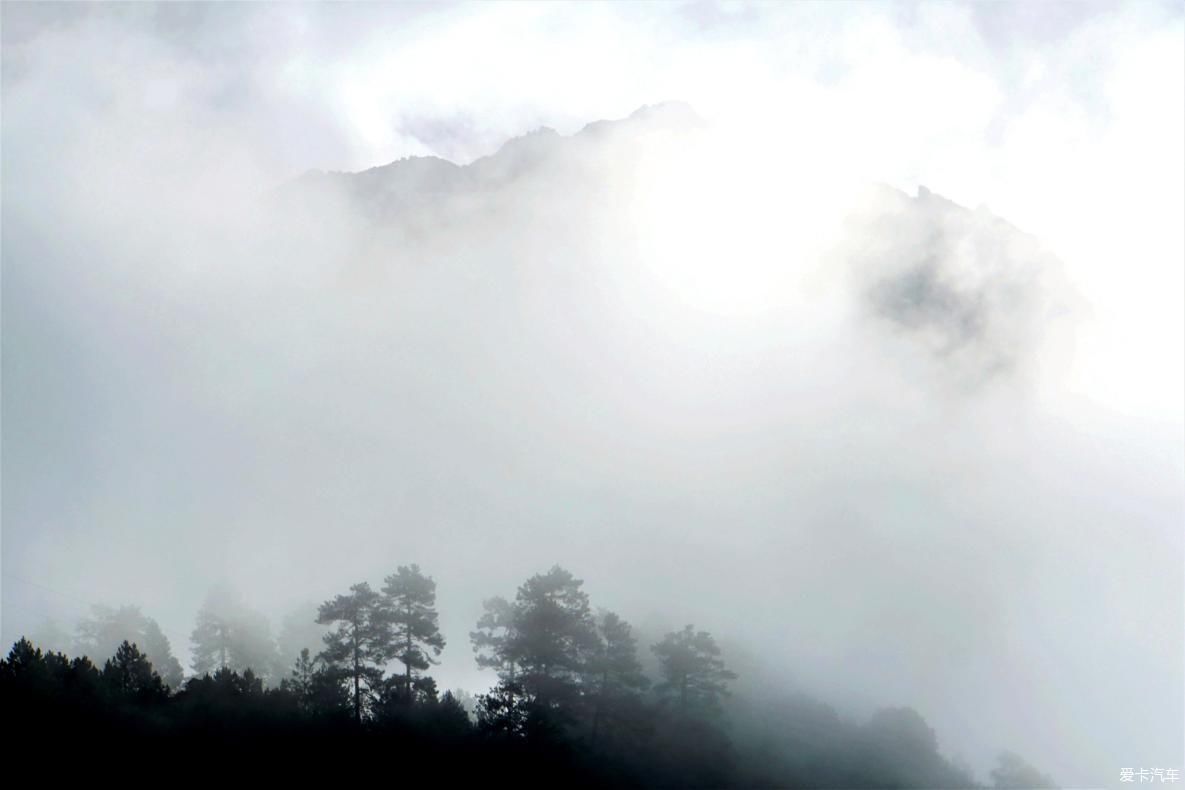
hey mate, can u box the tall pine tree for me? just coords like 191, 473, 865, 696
471, 566, 599, 738
511, 566, 599, 708
381, 564, 445, 704
317, 582, 389, 724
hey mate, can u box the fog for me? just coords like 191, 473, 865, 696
2, 3, 1182, 786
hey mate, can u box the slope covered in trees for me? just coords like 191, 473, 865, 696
2, 564, 1053, 788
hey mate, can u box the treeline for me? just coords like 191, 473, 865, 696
3, 564, 1055, 788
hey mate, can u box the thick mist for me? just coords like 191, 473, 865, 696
3, 3, 1182, 787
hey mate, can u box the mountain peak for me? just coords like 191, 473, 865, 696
277, 103, 705, 222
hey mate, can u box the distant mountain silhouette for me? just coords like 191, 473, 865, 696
274, 102, 1060, 381
280, 101, 704, 224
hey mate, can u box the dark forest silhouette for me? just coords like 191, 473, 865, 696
3, 564, 1055, 788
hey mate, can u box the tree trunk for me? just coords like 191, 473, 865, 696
353, 617, 361, 725
405, 602, 413, 704
591, 669, 608, 745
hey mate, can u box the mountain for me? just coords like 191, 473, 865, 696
272, 102, 1060, 384
839, 181, 1058, 377
279, 101, 704, 225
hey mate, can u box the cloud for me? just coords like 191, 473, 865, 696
843, 185, 1058, 383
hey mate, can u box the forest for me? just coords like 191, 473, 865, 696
2, 564, 1054, 788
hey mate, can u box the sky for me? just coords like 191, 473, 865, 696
2, 2, 1183, 786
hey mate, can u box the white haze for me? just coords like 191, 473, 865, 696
2, 3, 1182, 787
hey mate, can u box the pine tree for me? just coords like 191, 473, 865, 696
434, 689, 474, 737
102, 640, 168, 703
510, 566, 599, 708
276, 602, 327, 669
75, 604, 184, 689
381, 564, 445, 704
139, 617, 185, 689
475, 679, 531, 738
190, 586, 280, 684
317, 581, 389, 724
470, 595, 519, 680
470, 566, 599, 737
190, 600, 232, 675
588, 611, 650, 744
2, 637, 44, 675
279, 647, 350, 719
281, 647, 316, 705
652, 625, 736, 718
